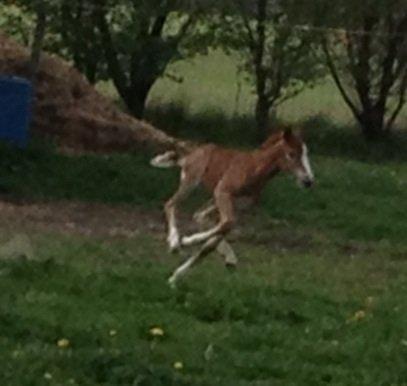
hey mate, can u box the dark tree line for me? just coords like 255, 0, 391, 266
4, 0, 407, 141
287, 0, 407, 140
320, 2, 407, 140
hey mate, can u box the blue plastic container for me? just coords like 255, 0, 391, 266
0, 76, 32, 147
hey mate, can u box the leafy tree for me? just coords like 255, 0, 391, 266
288, 0, 407, 140
48, 0, 205, 118
1, 0, 50, 80
45, 1, 107, 85
95, 0, 193, 118
213, 0, 324, 141
5, 0, 208, 119
0, 1, 34, 45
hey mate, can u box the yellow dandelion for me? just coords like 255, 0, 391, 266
347, 310, 366, 323
354, 310, 366, 320
43, 372, 53, 380
149, 327, 164, 337
57, 338, 70, 348
173, 361, 184, 370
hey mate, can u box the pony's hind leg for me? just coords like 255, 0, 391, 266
193, 199, 238, 268
193, 199, 216, 224
217, 240, 238, 268
181, 190, 235, 247
165, 170, 197, 253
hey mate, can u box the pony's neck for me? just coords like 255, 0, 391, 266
253, 139, 285, 178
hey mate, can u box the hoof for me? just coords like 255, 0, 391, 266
225, 262, 237, 271
168, 244, 181, 254
168, 235, 181, 254
168, 276, 177, 289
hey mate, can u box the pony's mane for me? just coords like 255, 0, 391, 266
260, 131, 284, 150
260, 125, 303, 150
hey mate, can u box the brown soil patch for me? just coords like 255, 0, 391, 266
0, 199, 166, 239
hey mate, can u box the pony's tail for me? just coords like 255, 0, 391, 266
150, 150, 179, 168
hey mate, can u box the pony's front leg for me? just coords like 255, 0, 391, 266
168, 236, 222, 287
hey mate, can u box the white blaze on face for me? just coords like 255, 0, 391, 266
301, 144, 314, 180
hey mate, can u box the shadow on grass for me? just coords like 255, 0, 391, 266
302, 115, 407, 163
146, 103, 257, 148
0, 137, 178, 207
147, 103, 407, 163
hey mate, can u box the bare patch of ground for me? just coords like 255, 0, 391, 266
0, 199, 167, 239
0, 198, 347, 257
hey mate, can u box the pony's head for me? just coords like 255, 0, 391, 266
276, 129, 314, 188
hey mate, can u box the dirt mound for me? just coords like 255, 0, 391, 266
0, 33, 189, 153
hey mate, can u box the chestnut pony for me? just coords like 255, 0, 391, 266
151, 129, 314, 286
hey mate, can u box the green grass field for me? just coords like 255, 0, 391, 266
1, 229, 407, 386
99, 50, 359, 126
2, 50, 407, 385
1, 137, 407, 385
148, 50, 407, 127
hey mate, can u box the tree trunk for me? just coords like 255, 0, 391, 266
29, 2, 47, 82
124, 82, 153, 119
255, 95, 270, 142
253, 0, 269, 143
358, 107, 386, 140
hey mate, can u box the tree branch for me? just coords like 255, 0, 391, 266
255, 0, 266, 67
253, 0, 267, 100
352, 16, 376, 112
385, 69, 407, 131
377, 14, 407, 109
95, 5, 128, 98
345, 31, 357, 73
236, 0, 256, 52
174, 15, 194, 44
265, 56, 284, 101
30, 1, 47, 82
150, 14, 168, 37
322, 36, 360, 119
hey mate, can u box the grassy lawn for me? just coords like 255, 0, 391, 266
1, 48, 407, 385
148, 50, 407, 128
151, 50, 354, 123
1, 136, 407, 385
1, 230, 407, 386
99, 50, 358, 125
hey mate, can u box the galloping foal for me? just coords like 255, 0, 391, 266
151, 129, 314, 286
